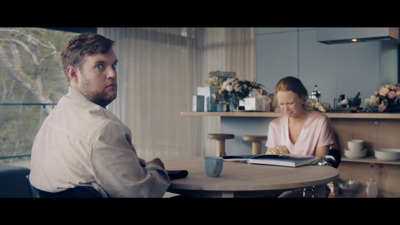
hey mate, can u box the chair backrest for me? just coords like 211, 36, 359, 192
327, 148, 342, 168
25, 175, 102, 198
0, 165, 31, 198
328, 128, 342, 168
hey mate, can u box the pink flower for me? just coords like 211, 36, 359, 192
388, 91, 396, 99
378, 103, 387, 112
234, 85, 241, 92
374, 90, 379, 96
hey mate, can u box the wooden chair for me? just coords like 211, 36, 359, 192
242, 135, 268, 155
207, 133, 235, 156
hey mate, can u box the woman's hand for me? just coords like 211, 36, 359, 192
266, 146, 290, 154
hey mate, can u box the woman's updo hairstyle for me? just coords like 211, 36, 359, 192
275, 76, 308, 99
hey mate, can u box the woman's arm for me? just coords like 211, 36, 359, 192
315, 145, 330, 157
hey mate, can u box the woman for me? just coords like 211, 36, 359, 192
266, 76, 337, 198
266, 76, 336, 157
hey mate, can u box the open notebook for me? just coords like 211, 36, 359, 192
222, 154, 317, 167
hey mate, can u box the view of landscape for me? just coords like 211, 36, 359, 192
0, 28, 78, 164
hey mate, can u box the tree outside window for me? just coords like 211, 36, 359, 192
0, 27, 79, 164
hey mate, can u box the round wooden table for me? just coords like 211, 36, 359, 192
164, 157, 339, 198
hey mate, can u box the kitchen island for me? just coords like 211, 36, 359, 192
182, 111, 400, 197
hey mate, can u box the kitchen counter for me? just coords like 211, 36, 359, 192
181, 111, 400, 119
183, 111, 400, 197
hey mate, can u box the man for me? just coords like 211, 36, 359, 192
29, 33, 170, 197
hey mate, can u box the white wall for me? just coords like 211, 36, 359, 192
256, 27, 398, 107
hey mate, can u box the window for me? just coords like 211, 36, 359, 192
0, 27, 84, 164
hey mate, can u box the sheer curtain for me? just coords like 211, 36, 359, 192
201, 28, 256, 156
98, 27, 255, 160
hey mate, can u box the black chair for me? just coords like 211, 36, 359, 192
25, 175, 102, 198
327, 130, 342, 169
327, 148, 342, 168
0, 165, 31, 198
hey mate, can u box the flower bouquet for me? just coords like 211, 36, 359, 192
364, 84, 400, 112
207, 77, 265, 110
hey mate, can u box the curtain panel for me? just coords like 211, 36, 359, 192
98, 27, 255, 160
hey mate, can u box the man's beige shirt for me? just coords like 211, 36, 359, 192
29, 87, 170, 197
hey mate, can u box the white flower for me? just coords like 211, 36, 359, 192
221, 78, 233, 90
368, 95, 378, 104
365, 96, 378, 106
226, 85, 233, 92
379, 87, 389, 96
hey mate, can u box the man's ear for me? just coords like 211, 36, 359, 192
66, 66, 79, 84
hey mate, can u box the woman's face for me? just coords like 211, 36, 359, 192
277, 91, 306, 118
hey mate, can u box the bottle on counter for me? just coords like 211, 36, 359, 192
309, 85, 321, 102
338, 94, 345, 102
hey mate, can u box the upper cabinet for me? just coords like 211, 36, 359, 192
256, 27, 397, 107
316, 27, 398, 44
256, 28, 299, 95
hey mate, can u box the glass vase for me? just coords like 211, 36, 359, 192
216, 102, 228, 112
229, 104, 237, 112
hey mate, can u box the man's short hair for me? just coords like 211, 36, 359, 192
61, 33, 115, 82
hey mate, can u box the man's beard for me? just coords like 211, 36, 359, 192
90, 91, 117, 108
80, 80, 117, 108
